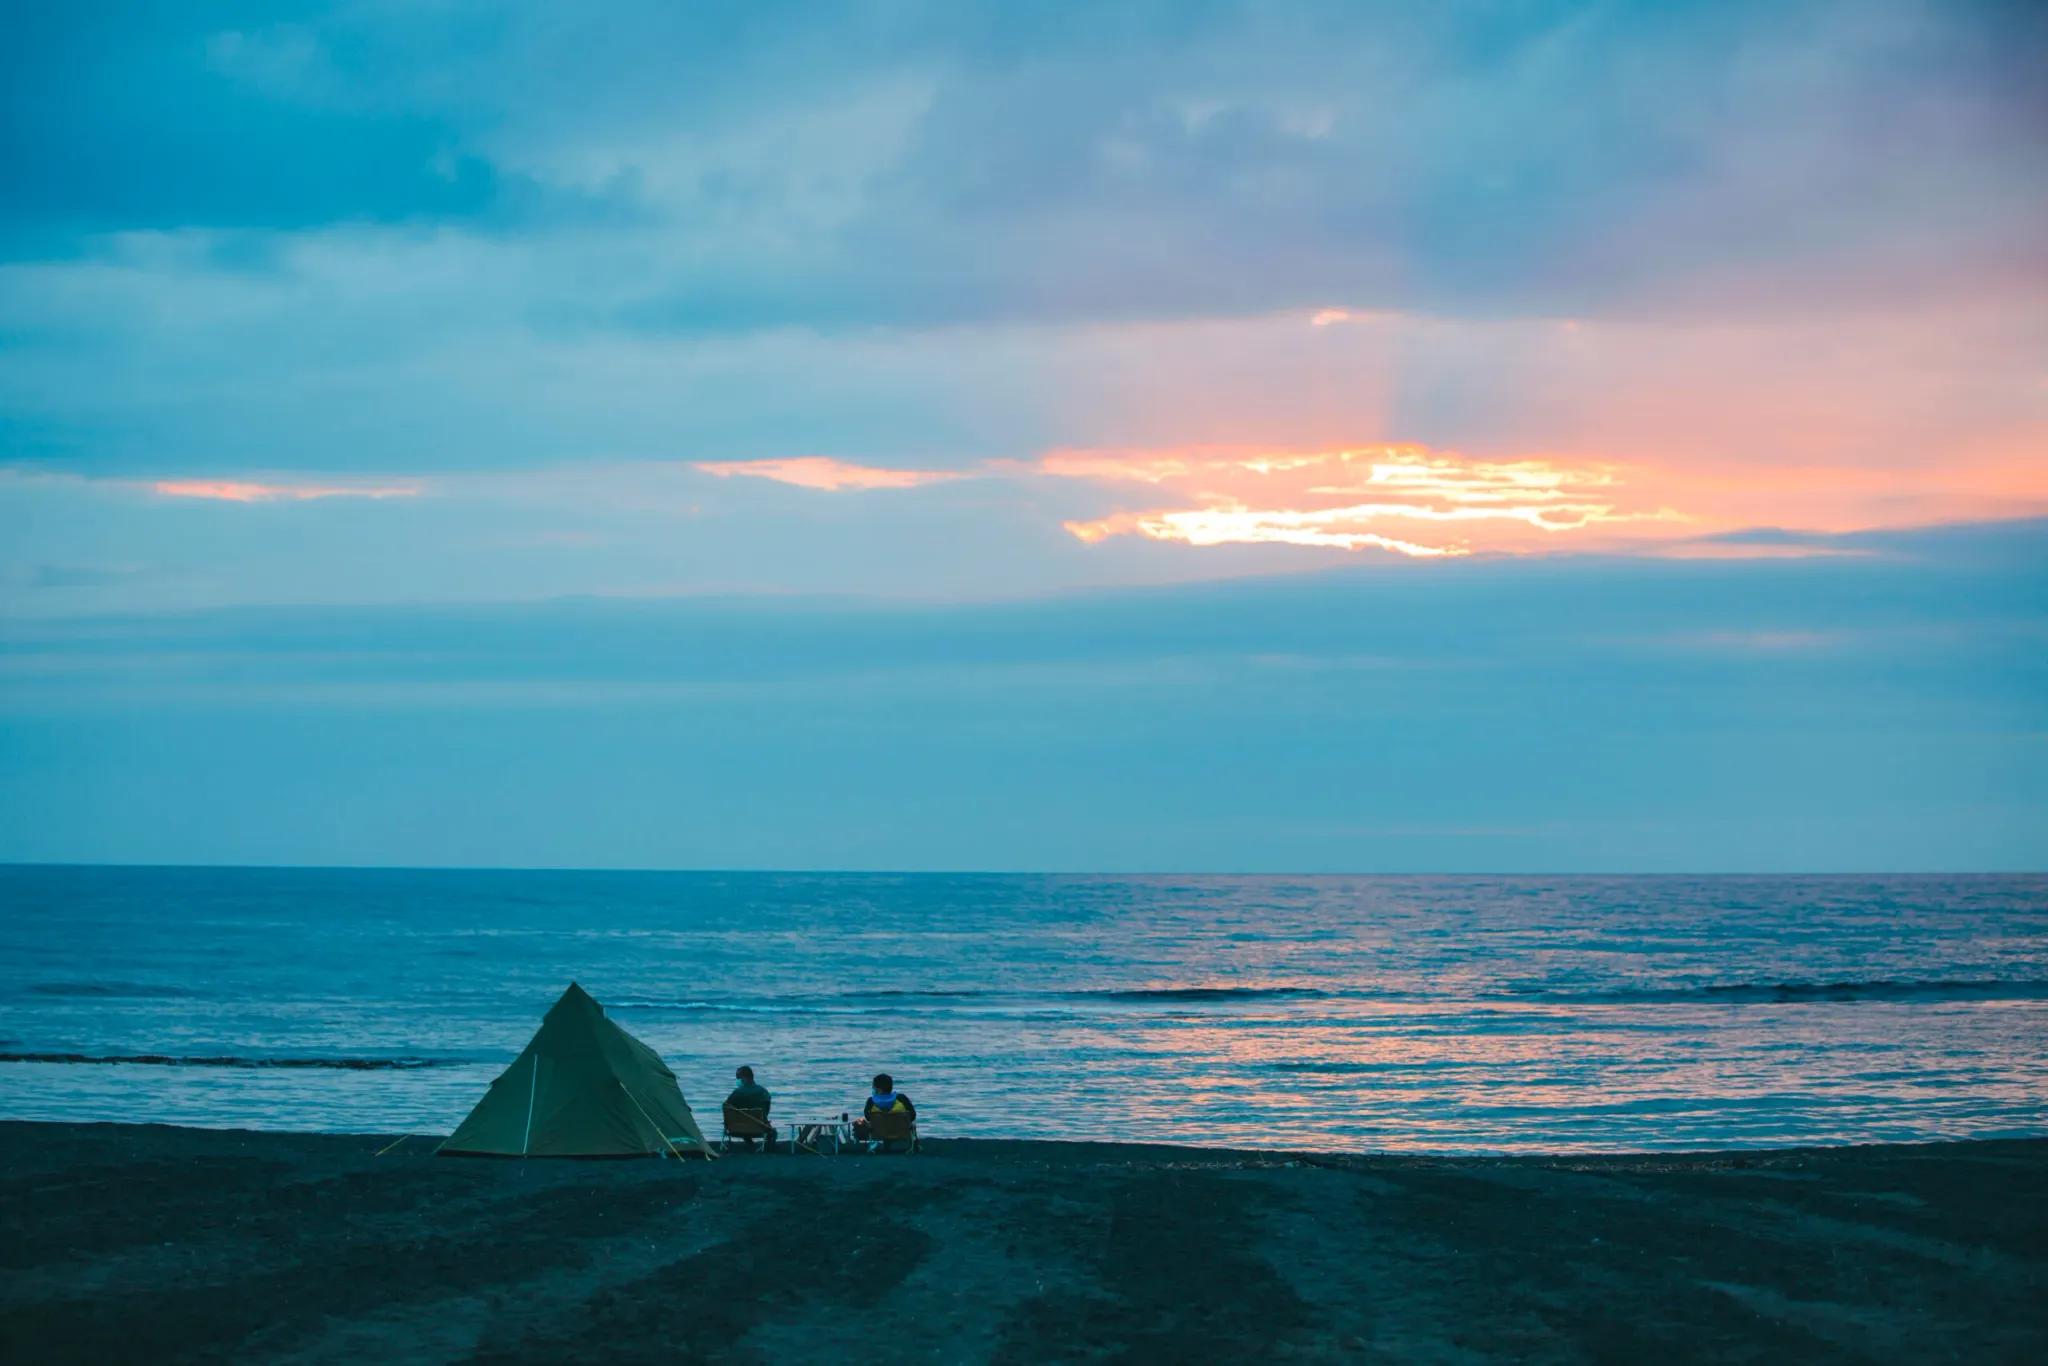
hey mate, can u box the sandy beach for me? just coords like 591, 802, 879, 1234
1, 1121, 2041, 1362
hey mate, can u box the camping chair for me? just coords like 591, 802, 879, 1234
720, 1103, 776, 1154
863, 1106, 920, 1154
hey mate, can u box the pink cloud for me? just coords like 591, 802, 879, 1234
151, 479, 421, 503
1048, 445, 1678, 557
692, 456, 963, 492
1040, 441, 2048, 559
967, 294, 2045, 565
1650, 542, 1866, 562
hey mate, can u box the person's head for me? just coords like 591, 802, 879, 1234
735, 1066, 754, 1083
872, 1072, 893, 1094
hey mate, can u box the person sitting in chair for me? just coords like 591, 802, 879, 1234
856, 1072, 916, 1149
724, 1065, 773, 1151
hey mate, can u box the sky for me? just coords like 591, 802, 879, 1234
1, 0, 2044, 870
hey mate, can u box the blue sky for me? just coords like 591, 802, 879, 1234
1, 1, 2043, 869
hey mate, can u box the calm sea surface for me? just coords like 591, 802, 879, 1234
1, 867, 2044, 1153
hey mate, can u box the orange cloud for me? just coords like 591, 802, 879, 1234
692, 456, 962, 492
1066, 508, 1461, 556
1641, 454, 2048, 536
1048, 445, 1682, 557
1042, 440, 2048, 558
152, 479, 420, 503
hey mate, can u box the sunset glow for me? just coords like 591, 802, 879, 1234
1050, 447, 1673, 556
151, 480, 421, 504
2, 0, 2044, 879
1065, 508, 1462, 556
692, 457, 961, 492
1045, 443, 2048, 557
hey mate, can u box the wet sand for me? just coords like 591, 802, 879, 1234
1, 1121, 2042, 1362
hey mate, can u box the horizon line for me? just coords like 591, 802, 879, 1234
3, 861, 2041, 879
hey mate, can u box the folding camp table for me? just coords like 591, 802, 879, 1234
787, 1120, 851, 1155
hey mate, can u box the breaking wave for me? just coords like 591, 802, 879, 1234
1076, 986, 1335, 1002
610, 985, 1335, 1014
1549, 978, 2048, 1005
608, 978, 2048, 1015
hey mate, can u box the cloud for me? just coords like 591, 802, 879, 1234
1046, 446, 1678, 556
0, 5, 506, 245
1039, 441, 2048, 558
3, 520, 2040, 869
1065, 508, 1460, 557
691, 457, 964, 492
150, 479, 421, 504
6, 518, 2037, 693
7, 2, 2042, 328
1649, 541, 1865, 562
0, 3, 2040, 610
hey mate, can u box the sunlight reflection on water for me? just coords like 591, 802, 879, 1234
1, 869, 2043, 1152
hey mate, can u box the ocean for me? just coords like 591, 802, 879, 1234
1, 866, 2043, 1153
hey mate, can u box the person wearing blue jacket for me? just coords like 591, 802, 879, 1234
863, 1072, 914, 1119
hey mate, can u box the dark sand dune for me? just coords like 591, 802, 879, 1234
1, 1122, 2042, 1362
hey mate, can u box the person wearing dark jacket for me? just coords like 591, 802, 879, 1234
725, 1066, 773, 1150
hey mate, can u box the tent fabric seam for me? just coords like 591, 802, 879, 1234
522, 1053, 538, 1156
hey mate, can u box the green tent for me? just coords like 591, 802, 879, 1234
439, 982, 714, 1158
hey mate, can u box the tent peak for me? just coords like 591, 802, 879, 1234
542, 981, 604, 1022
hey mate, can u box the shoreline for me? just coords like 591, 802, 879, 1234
4, 1121, 2043, 1360
6, 1115, 2048, 1163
